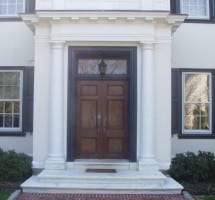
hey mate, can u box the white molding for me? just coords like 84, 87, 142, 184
22, 11, 185, 23
35, 0, 171, 11
21, 11, 186, 35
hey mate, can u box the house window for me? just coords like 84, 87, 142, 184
0, 71, 22, 132
180, 0, 210, 19
170, 0, 215, 21
182, 72, 211, 134
172, 69, 215, 138
0, 0, 25, 16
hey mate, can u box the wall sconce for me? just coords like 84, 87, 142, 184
98, 59, 107, 75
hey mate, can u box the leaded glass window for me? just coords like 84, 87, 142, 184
0, 71, 22, 131
182, 72, 211, 133
77, 59, 127, 75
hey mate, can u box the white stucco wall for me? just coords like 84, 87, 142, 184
0, 22, 34, 66
0, 133, 33, 155
172, 23, 215, 69
171, 23, 215, 156
0, 22, 34, 155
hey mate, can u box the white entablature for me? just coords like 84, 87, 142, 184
22, 11, 185, 35
36, 0, 170, 11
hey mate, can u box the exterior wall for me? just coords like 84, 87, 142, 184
171, 23, 215, 156
0, 21, 34, 155
0, 22, 34, 67
0, 133, 32, 155
36, 0, 170, 11
172, 23, 215, 69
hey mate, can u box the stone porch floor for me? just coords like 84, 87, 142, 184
17, 193, 185, 200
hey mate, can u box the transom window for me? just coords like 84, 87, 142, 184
0, 71, 22, 131
182, 72, 212, 134
180, 0, 210, 19
0, 0, 25, 16
77, 59, 128, 75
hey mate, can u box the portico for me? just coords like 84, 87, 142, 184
21, 10, 185, 193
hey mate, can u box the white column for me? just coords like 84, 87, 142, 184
46, 41, 65, 170
139, 42, 159, 173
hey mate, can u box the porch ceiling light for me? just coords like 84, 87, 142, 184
98, 59, 107, 75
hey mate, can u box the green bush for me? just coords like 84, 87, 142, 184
0, 148, 32, 182
169, 151, 215, 183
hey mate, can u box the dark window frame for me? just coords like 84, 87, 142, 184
0, 66, 34, 137
170, 0, 215, 23
172, 68, 215, 139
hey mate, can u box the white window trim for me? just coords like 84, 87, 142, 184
0, 0, 25, 17
0, 70, 23, 132
182, 72, 212, 134
180, 0, 210, 20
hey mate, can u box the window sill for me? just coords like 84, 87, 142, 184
184, 18, 215, 23
0, 17, 22, 22
0, 132, 26, 136
178, 133, 215, 139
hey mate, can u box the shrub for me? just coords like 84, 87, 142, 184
169, 151, 215, 183
0, 149, 32, 182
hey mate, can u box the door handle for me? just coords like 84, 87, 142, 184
97, 114, 102, 133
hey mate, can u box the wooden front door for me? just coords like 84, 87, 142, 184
76, 80, 128, 159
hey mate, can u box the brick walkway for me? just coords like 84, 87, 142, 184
17, 193, 185, 200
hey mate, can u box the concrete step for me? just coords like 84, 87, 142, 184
38, 169, 165, 185
21, 169, 183, 194
67, 159, 137, 170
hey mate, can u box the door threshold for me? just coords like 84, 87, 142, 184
66, 159, 137, 170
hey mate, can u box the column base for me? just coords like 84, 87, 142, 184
138, 158, 160, 175
45, 157, 65, 170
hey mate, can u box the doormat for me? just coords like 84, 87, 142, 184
86, 168, 116, 173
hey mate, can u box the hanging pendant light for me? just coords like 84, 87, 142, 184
98, 59, 107, 75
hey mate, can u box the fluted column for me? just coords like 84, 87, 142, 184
46, 41, 65, 170
139, 42, 159, 173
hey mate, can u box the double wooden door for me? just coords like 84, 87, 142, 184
76, 80, 128, 159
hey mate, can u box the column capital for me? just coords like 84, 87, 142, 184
139, 42, 155, 50
50, 40, 65, 49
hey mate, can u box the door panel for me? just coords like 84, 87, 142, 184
76, 80, 128, 159
76, 81, 102, 158
103, 81, 128, 158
